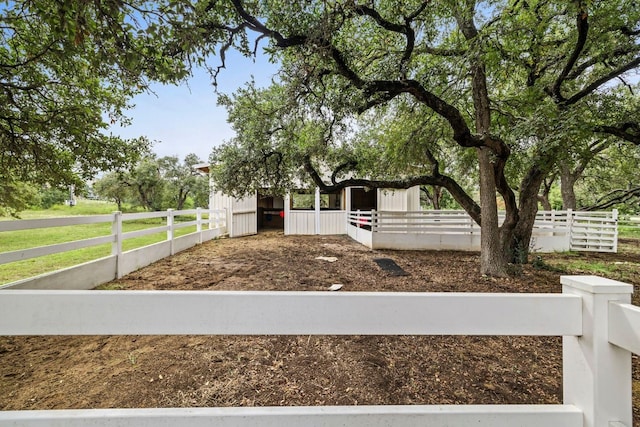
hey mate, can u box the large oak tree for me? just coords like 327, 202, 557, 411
200, 0, 640, 275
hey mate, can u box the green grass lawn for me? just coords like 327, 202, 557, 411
9, 199, 136, 218
0, 200, 208, 284
619, 221, 640, 239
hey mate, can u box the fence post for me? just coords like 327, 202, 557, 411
111, 211, 123, 279
561, 275, 633, 427
315, 187, 321, 235
222, 208, 228, 234
167, 209, 175, 255
567, 209, 574, 249
284, 194, 290, 235
612, 209, 619, 253
196, 207, 203, 244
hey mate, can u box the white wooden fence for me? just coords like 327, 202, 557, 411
0, 275, 637, 427
348, 209, 618, 253
286, 210, 348, 235
570, 210, 619, 252
0, 208, 226, 290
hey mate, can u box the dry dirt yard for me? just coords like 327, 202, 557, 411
1, 231, 639, 424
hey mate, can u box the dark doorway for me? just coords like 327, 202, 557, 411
257, 193, 285, 230
350, 187, 377, 211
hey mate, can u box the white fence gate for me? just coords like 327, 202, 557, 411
569, 210, 618, 252
0, 275, 637, 426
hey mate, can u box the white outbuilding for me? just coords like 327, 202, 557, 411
195, 162, 420, 238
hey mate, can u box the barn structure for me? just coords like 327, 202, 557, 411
195, 163, 419, 238
195, 164, 618, 253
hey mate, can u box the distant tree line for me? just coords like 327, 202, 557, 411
93, 154, 209, 212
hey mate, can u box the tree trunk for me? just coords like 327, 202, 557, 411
421, 185, 442, 209
513, 195, 540, 263
561, 178, 577, 209
431, 186, 442, 210
512, 164, 548, 263
537, 176, 554, 211
469, 54, 511, 276
537, 195, 552, 211
177, 189, 187, 210
477, 147, 510, 276
559, 165, 578, 209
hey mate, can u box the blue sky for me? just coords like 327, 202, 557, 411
111, 49, 278, 163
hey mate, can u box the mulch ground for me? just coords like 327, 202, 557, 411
1, 231, 638, 425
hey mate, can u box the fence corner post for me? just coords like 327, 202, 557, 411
561, 275, 633, 427
111, 211, 123, 279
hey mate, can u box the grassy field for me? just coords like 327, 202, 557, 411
0, 200, 207, 284
619, 220, 640, 239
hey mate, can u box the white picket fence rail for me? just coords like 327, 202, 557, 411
348, 209, 617, 253
0, 208, 226, 290
0, 275, 637, 427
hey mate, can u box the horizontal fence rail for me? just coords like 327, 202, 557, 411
0, 290, 582, 336
0, 405, 583, 427
0, 235, 116, 264
608, 302, 640, 355
347, 210, 373, 227
0, 214, 115, 232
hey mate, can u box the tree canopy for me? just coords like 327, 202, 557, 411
5, 0, 639, 274
0, 0, 183, 214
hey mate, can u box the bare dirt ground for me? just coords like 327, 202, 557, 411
1, 231, 639, 424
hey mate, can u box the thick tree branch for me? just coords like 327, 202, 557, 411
563, 56, 640, 105
362, 79, 478, 146
352, 4, 415, 75
548, 5, 589, 103
565, 46, 638, 80
302, 156, 482, 225
330, 160, 357, 185
584, 186, 640, 211
594, 123, 640, 145
228, 0, 306, 48
423, 148, 440, 177
226, 1, 485, 154
353, 5, 406, 34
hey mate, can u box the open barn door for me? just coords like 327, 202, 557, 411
257, 192, 285, 231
